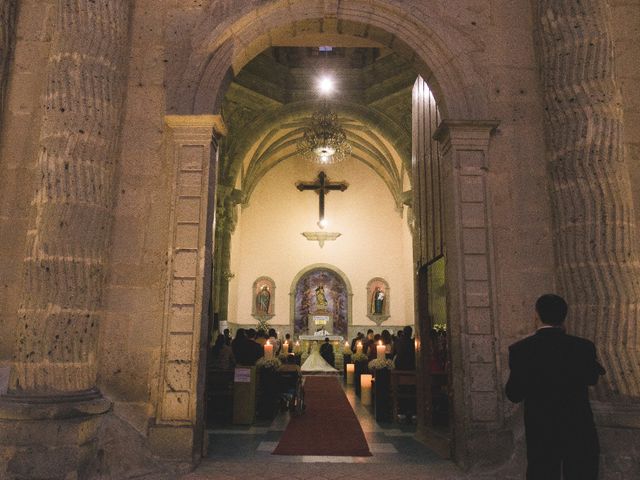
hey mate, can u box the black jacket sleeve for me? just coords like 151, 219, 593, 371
505, 345, 526, 403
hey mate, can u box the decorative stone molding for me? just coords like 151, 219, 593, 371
434, 120, 502, 466
536, 1, 640, 399
150, 115, 225, 459
301, 231, 342, 247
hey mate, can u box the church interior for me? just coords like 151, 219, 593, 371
0, 1, 639, 479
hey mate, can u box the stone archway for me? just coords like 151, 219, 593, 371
154, 1, 502, 470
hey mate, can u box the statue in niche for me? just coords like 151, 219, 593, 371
366, 277, 390, 324
371, 286, 385, 315
315, 285, 328, 310
256, 285, 271, 315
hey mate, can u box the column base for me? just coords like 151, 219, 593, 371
593, 400, 640, 479
0, 389, 111, 480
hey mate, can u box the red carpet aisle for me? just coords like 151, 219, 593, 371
273, 375, 372, 456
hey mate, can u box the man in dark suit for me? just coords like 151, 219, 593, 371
319, 337, 335, 367
506, 294, 605, 479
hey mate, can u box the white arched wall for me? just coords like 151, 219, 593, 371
227, 154, 414, 334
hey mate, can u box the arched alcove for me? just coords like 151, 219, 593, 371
289, 264, 354, 336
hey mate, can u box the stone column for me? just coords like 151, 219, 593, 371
0, 0, 17, 125
434, 121, 511, 468
536, 1, 640, 400
0, 1, 131, 478
149, 115, 225, 461
212, 186, 239, 328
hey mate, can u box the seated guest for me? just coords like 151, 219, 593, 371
351, 332, 364, 353
381, 329, 394, 357
368, 333, 382, 360
268, 328, 280, 352
231, 328, 246, 358
394, 326, 416, 370
209, 334, 235, 370
319, 337, 335, 367
255, 330, 268, 346
223, 328, 232, 346
236, 328, 264, 366
363, 329, 375, 356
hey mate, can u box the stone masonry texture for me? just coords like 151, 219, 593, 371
9, 0, 132, 394
537, 0, 640, 399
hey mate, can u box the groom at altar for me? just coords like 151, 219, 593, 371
320, 337, 335, 367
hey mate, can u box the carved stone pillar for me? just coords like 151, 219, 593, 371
537, 1, 640, 400
149, 115, 225, 461
213, 187, 239, 327
434, 121, 509, 468
0, 1, 131, 478
0, 0, 17, 125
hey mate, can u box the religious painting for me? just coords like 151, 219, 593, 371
366, 277, 390, 324
293, 267, 349, 336
252, 276, 275, 320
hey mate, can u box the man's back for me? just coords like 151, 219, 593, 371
506, 327, 604, 478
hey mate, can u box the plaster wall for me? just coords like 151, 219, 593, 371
227, 155, 414, 333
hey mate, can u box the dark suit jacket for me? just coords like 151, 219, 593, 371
320, 342, 335, 367
506, 327, 605, 460
394, 336, 416, 370
234, 339, 264, 366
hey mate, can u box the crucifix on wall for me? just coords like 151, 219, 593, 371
296, 171, 348, 229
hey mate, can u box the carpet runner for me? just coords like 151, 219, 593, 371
272, 375, 371, 456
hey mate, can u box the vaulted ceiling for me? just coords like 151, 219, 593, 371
218, 46, 416, 209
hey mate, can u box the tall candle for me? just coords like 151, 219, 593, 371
361, 374, 373, 405
264, 341, 273, 360
282, 341, 289, 355
356, 341, 363, 354
346, 363, 355, 385
343, 341, 351, 355
376, 341, 385, 360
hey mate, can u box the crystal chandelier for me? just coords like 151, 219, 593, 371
296, 105, 352, 165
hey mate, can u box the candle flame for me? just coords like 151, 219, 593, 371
357, 341, 362, 347
266, 340, 271, 346
378, 340, 382, 346
345, 341, 349, 347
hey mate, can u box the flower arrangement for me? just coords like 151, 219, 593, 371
256, 318, 271, 334
432, 323, 447, 333
256, 357, 282, 370
368, 358, 394, 371
352, 352, 368, 363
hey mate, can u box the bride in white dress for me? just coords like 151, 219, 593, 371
301, 342, 338, 373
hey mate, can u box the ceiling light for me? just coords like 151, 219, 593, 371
318, 76, 335, 95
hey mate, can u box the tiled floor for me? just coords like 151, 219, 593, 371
180, 378, 469, 479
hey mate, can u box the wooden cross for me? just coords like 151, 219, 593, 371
296, 171, 348, 229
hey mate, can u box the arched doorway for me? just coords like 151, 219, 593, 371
290, 264, 353, 336
154, 1, 501, 471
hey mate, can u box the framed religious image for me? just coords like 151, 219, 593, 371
366, 277, 390, 324
252, 276, 275, 320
